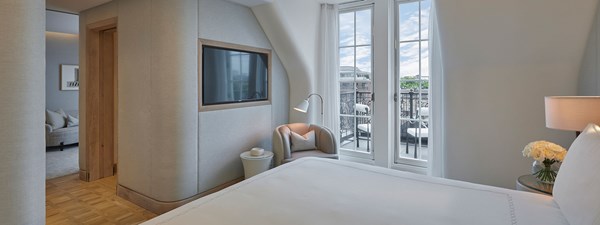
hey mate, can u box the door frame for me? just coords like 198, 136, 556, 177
82, 17, 118, 182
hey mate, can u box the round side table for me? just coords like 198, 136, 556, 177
516, 175, 553, 196
240, 151, 274, 179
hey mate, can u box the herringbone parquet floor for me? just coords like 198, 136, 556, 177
46, 174, 156, 225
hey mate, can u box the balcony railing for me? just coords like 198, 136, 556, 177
339, 89, 429, 159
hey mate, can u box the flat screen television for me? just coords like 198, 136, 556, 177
201, 43, 270, 107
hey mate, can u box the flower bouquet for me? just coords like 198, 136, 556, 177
522, 141, 567, 184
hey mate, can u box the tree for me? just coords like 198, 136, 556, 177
400, 76, 429, 90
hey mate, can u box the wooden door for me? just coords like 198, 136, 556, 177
99, 28, 117, 178
84, 18, 118, 182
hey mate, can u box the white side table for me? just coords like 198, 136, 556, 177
240, 151, 274, 179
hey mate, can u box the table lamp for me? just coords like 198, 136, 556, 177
545, 96, 600, 135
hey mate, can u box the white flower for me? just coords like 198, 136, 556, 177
523, 141, 567, 162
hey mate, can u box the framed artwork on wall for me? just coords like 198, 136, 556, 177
60, 64, 79, 91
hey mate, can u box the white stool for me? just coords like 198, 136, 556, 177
240, 151, 274, 179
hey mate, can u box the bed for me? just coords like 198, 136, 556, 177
143, 124, 600, 225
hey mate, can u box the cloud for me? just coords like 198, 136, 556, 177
339, 12, 354, 46
339, 1, 430, 79
399, 42, 429, 79
339, 8, 373, 73
398, 2, 430, 79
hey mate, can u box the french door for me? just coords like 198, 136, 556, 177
338, 5, 374, 159
394, 0, 431, 167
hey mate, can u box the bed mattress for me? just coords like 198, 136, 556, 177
143, 157, 567, 225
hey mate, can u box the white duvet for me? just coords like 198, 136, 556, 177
143, 158, 568, 225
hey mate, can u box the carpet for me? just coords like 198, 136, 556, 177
46, 145, 79, 180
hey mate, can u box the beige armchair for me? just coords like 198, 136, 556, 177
272, 123, 338, 166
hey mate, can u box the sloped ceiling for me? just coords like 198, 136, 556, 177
47, 0, 112, 14
251, 0, 356, 123
225, 0, 272, 7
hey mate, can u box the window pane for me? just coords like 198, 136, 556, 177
338, 6, 374, 155
339, 12, 355, 46
396, 1, 431, 164
420, 0, 431, 39
339, 47, 355, 69
355, 8, 372, 45
420, 79, 430, 91
355, 46, 372, 76
398, 1, 420, 41
400, 79, 420, 91
420, 41, 429, 80
339, 115, 356, 149
399, 42, 419, 78
340, 84, 355, 115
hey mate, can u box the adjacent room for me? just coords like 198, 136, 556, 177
45, 9, 81, 180
1, 0, 600, 224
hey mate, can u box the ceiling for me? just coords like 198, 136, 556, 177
225, 0, 273, 7
47, 0, 112, 14
46, 0, 352, 15
46, 0, 273, 13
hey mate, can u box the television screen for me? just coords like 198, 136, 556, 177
202, 45, 269, 106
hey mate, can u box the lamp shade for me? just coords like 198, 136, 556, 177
545, 96, 600, 131
294, 99, 309, 113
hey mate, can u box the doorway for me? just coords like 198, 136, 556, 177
44, 10, 81, 180
83, 18, 118, 182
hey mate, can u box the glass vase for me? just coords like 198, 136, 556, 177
531, 160, 558, 184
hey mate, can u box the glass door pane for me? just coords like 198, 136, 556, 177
395, 0, 431, 165
338, 6, 374, 156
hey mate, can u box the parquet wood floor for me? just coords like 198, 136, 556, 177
46, 174, 156, 225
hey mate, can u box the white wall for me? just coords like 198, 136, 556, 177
118, 0, 199, 201
46, 11, 79, 112
0, 0, 46, 223
80, 0, 290, 203
46, 31, 79, 111
81, 0, 200, 202
437, 0, 598, 188
579, 2, 600, 96
197, 0, 289, 193
47, 10, 78, 34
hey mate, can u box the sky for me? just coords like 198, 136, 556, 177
339, 0, 431, 79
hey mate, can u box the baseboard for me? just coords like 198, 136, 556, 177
116, 177, 243, 215
79, 170, 89, 182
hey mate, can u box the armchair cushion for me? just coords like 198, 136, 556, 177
290, 130, 316, 152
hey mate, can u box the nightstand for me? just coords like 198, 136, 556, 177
516, 175, 553, 195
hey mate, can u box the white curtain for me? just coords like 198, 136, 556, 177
428, 0, 445, 178
318, 4, 340, 141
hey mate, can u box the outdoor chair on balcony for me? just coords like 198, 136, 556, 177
406, 107, 429, 158
355, 104, 371, 151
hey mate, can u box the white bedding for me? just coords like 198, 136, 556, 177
143, 158, 568, 225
